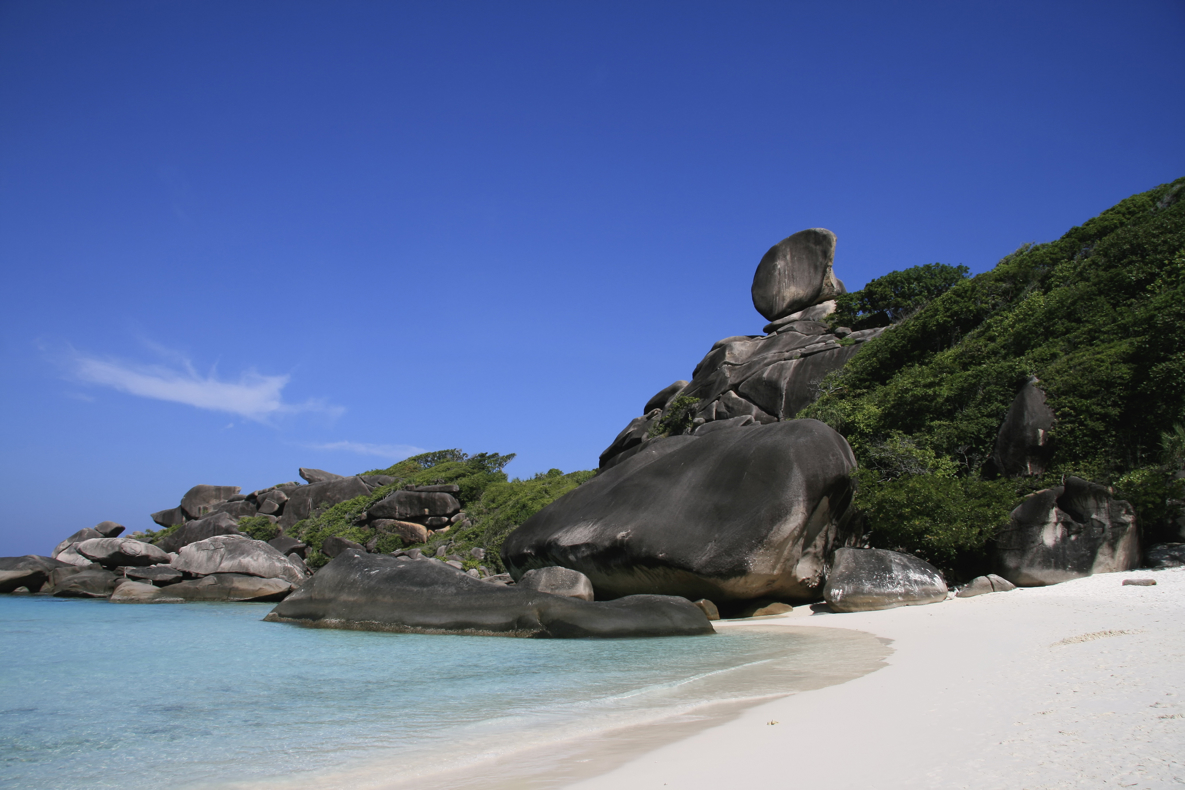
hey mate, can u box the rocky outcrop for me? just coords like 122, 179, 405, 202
279, 476, 371, 529
0, 554, 71, 594
52, 528, 104, 559
599, 229, 880, 470
267, 536, 307, 558
751, 229, 845, 321
265, 550, 714, 638
368, 490, 461, 522
94, 521, 125, 538
172, 535, 309, 585
955, 574, 1017, 598
180, 485, 242, 519
76, 538, 171, 568
168, 573, 295, 602
989, 379, 1055, 477
123, 565, 183, 585
823, 548, 948, 612
299, 467, 345, 484
995, 477, 1138, 586
322, 536, 366, 558
150, 507, 187, 527
517, 567, 595, 601
156, 513, 242, 554
504, 420, 859, 604
51, 567, 120, 598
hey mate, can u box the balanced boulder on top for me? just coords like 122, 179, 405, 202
751, 228, 845, 322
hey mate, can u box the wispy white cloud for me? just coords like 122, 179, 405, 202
306, 441, 425, 460
62, 346, 343, 422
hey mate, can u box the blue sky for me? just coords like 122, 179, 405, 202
2, 0, 1183, 556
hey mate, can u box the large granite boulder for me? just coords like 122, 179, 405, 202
156, 513, 242, 554
265, 550, 714, 638
51, 567, 120, 598
180, 485, 241, 519
751, 228, 845, 322
995, 477, 1138, 586
123, 565, 184, 586
52, 528, 104, 558
168, 573, 295, 602
823, 548, 948, 612
0, 556, 70, 593
517, 567, 595, 601
505, 420, 859, 604
172, 535, 309, 585
368, 490, 461, 521
371, 519, 430, 545
256, 488, 289, 516
76, 538, 171, 568
279, 477, 371, 529
53, 544, 95, 567
643, 381, 689, 414
94, 521, 125, 538
150, 506, 187, 528
990, 379, 1056, 477
209, 500, 258, 520
110, 580, 184, 604
299, 467, 344, 484
322, 536, 366, 558
267, 536, 307, 559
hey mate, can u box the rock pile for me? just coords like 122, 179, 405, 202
600, 228, 883, 470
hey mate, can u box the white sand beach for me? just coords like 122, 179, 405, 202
565, 567, 1185, 790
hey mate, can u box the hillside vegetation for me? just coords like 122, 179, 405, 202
289, 450, 594, 570
804, 177, 1185, 579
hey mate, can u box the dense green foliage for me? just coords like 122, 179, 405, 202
803, 177, 1185, 576
830, 263, 970, 329
647, 395, 701, 438
289, 449, 593, 569
236, 516, 279, 542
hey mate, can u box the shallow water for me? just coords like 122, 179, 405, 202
0, 596, 887, 790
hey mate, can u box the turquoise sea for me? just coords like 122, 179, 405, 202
0, 596, 887, 790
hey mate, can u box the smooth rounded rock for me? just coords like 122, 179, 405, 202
52, 528, 104, 559
94, 521, 126, 538
51, 568, 120, 598
110, 580, 184, 603
265, 550, 714, 639
824, 548, 948, 613
180, 485, 242, 520
517, 567, 595, 601
76, 538, 171, 568
172, 535, 309, 584
168, 573, 294, 602
956, 574, 1017, 598
751, 228, 844, 321
504, 420, 859, 604
156, 513, 242, 554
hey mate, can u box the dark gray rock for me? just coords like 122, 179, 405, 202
209, 500, 258, 520
517, 567, 595, 601
123, 565, 184, 586
847, 327, 887, 343
990, 379, 1056, 477
172, 535, 309, 584
254, 488, 290, 516
359, 475, 398, 488
264, 550, 714, 638
280, 477, 372, 529
751, 228, 845, 321
644, 381, 689, 414
824, 548, 948, 612
504, 420, 859, 604
995, 477, 1138, 586
267, 536, 308, 559
712, 390, 777, 423
322, 536, 366, 558
735, 345, 861, 419
52, 528, 104, 559
53, 544, 96, 567
180, 485, 242, 520
371, 519, 430, 545
409, 484, 461, 494
0, 555, 68, 592
368, 490, 461, 521
150, 507, 187, 528
299, 467, 344, 484
955, 574, 1017, 598
76, 538, 171, 568
693, 415, 755, 435
94, 521, 125, 538
168, 573, 294, 602
110, 580, 184, 603
598, 414, 659, 470
763, 301, 837, 332
156, 513, 242, 554
52, 567, 120, 598
1146, 543, 1185, 569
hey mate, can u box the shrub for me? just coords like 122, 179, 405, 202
830, 263, 970, 330
647, 395, 701, 438
237, 516, 279, 542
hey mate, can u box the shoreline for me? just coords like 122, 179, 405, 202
562, 567, 1185, 789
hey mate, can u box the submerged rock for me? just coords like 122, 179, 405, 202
823, 548, 948, 613
265, 550, 714, 639
504, 420, 859, 604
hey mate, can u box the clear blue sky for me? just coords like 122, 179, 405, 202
2, 0, 1183, 556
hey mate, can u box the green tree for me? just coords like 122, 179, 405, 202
830, 262, 970, 330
